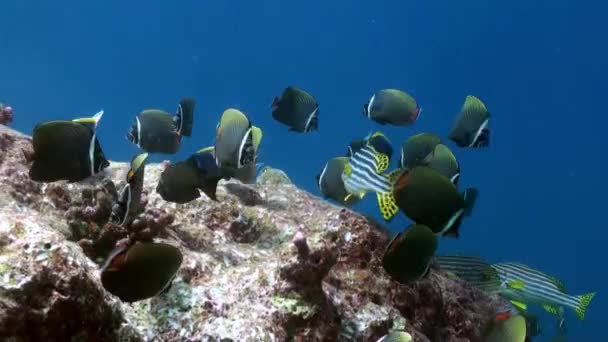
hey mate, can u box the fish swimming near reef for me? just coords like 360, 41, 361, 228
100, 242, 183, 303
491, 262, 595, 321
399, 132, 441, 170
29, 110, 109, 183
341, 142, 400, 221
127, 97, 195, 154
363, 89, 421, 126
110, 152, 149, 226
271, 86, 319, 132
317, 157, 361, 206
382, 224, 438, 284
214, 108, 263, 170
393, 166, 477, 238
449, 95, 490, 148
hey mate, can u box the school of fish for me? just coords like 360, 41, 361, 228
25, 86, 593, 342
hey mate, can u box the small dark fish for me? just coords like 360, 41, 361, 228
156, 147, 222, 203
127, 97, 196, 154
376, 331, 412, 342
449, 95, 490, 148
393, 166, 478, 238
399, 132, 441, 170
111, 153, 149, 226
382, 224, 438, 284
29, 110, 109, 183
484, 314, 527, 342
427, 144, 460, 185
100, 242, 183, 303
363, 89, 420, 126
346, 131, 393, 161
316, 157, 360, 206
271, 86, 319, 132
214, 108, 263, 169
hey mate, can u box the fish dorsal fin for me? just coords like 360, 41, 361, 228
251, 126, 263, 151
462, 95, 487, 113
510, 300, 527, 311
548, 276, 567, 292
73, 109, 104, 130
197, 146, 215, 154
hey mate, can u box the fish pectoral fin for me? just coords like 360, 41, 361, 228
542, 304, 560, 316
510, 300, 527, 311
507, 279, 526, 290
377, 192, 399, 222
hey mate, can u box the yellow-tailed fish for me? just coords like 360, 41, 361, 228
434, 255, 501, 293
491, 262, 595, 320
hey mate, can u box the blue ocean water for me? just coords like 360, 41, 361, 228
1, 0, 605, 340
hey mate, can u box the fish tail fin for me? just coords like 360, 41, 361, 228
463, 187, 479, 217
176, 97, 195, 137
574, 292, 595, 320
377, 192, 398, 222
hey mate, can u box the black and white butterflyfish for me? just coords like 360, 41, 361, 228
341, 143, 400, 221
271, 86, 319, 133
110, 152, 148, 226
316, 157, 360, 206
363, 89, 421, 127
214, 108, 263, 170
448, 95, 490, 148
126, 97, 196, 154
29, 110, 109, 183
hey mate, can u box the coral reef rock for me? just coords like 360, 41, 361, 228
0, 124, 507, 341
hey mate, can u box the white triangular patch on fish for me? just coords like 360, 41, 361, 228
92, 110, 104, 128
119, 184, 132, 226
237, 128, 253, 169
469, 118, 489, 147
176, 103, 184, 135
89, 133, 97, 177
318, 163, 329, 191
367, 95, 375, 118
450, 173, 460, 184
304, 106, 318, 132
135, 116, 142, 148
439, 208, 464, 235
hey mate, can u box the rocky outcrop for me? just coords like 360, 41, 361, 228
0, 124, 506, 341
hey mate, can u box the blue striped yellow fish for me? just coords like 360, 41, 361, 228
341, 140, 399, 221
491, 262, 595, 320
